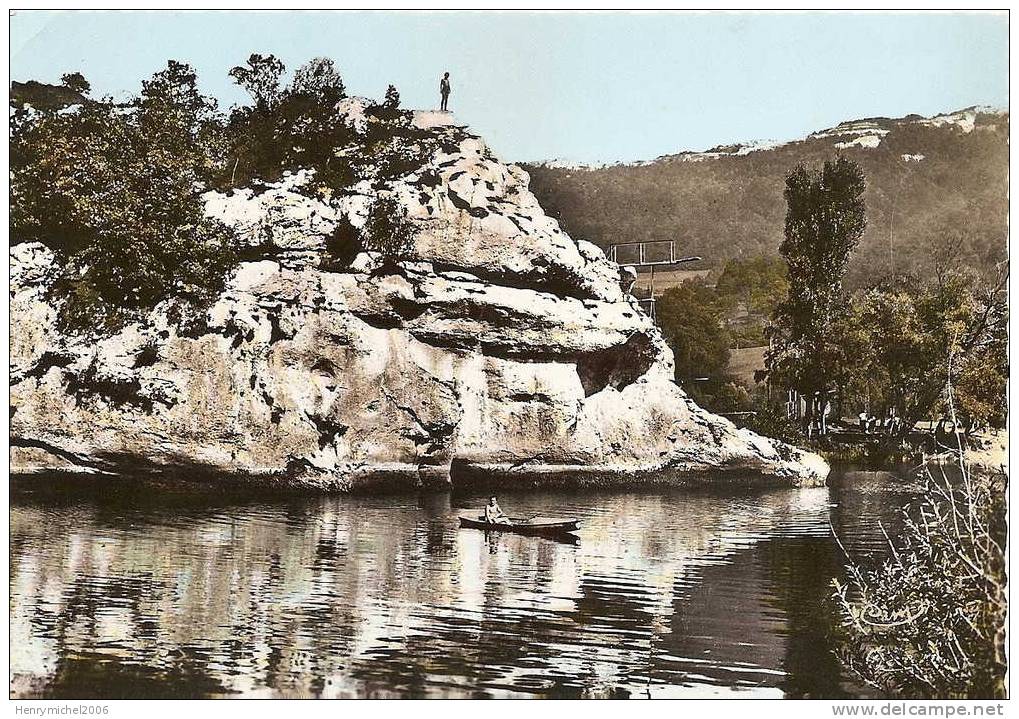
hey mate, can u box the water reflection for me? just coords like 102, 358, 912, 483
10, 467, 917, 698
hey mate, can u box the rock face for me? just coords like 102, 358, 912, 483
10, 107, 829, 490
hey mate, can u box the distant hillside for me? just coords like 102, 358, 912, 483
523, 108, 1008, 287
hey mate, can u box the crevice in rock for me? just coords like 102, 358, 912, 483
380, 385, 459, 457
16, 350, 75, 383
407, 329, 478, 352
576, 332, 657, 397
311, 357, 340, 376
306, 413, 348, 450
267, 308, 294, 344
66, 359, 177, 413
445, 187, 490, 219
506, 391, 555, 403
425, 259, 595, 301
387, 297, 429, 322
506, 214, 526, 234
11, 437, 103, 470
350, 309, 405, 331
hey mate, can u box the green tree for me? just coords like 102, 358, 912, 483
656, 279, 731, 386
765, 157, 867, 430
383, 84, 400, 110
10, 61, 237, 332
139, 60, 226, 179
60, 71, 90, 95
856, 270, 1007, 431
224, 54, 357, 188
715, 255, 788, 316
228, 53, 285, 111
360, 196, 417, 257
289, 57, 345, 99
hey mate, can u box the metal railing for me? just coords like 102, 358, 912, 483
608, 240, 702, 319
608, 240, 700, 268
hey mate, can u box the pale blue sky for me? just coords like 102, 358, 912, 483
10, 11, 1009, 164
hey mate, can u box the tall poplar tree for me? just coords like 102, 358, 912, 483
765, 157, 867, 431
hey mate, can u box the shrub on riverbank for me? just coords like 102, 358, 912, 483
832, 449, 1006, 698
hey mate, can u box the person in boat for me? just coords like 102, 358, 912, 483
484, 496, 511, 524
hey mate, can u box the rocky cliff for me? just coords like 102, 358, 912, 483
10, 104, 828, 490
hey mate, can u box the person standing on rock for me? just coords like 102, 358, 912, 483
439, 72, 451, 111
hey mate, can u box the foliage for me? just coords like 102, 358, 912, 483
228, 53, 285, 111
11, 53, 457, 333
139, 60, 227, 178
384, 84, 400, 110
10, 62, 237, 332
852, 269, 1007, 429
656, 279, 731, 385
741, 388, 804, 441
359, 196, 418, 258
715, 255, 788, 315
223, 54, 460, 191
10, 79, 88, 111
289, 57, 345, 98
764, 158, 867, 425
60, 71, 90, 95
223, 54, 356, 189
833, 449, 1006, 698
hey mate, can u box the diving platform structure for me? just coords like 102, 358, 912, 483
608, 240, 702, 319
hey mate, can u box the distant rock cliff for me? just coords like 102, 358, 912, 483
10, 104, 828, 490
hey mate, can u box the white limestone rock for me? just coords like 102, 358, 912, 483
9, 109, 828, 490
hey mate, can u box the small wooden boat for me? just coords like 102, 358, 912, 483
458, 515, 580, 536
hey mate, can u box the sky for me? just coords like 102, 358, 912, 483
10, 10, 1009, 165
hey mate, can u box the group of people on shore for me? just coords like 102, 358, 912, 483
857, 409, 903, 435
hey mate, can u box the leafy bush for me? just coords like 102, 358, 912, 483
655, 279, 731, 384
60, 71, 90, 95
223, 54, 355, 189
360, 196, 418, 258
11, 62, 237, 333
833, 450, 1006, 698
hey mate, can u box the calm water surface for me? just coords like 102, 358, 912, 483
10, 467, 918, 699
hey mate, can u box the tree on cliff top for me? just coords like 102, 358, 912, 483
224, 53, 357, 188
764, 157, 867, 430
228, 53, 285, 111
10, 60, 237, 332
290, 57, 346, 99
60, 71, 90, 95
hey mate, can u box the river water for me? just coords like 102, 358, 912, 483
10, 466, 919, 699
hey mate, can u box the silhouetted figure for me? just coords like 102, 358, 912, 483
440, 72, 451, 111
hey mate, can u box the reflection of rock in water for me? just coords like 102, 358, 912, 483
10, 481, 903, 698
